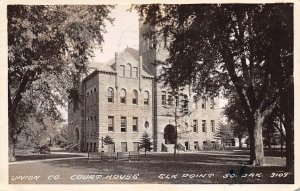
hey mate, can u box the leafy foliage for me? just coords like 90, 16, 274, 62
139, 132, 153, 155
103, 135, 114, 145
8, 5, 114, 161
133, 3, 293, 167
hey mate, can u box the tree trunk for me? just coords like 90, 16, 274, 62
285, 116, 294, 172
252, 112, 265, 166
8, 115, 16, 162
238, 137, 242, 148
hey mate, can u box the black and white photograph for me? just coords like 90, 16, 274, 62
1, 0, 299, 190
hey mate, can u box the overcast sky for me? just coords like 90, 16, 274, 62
92, 4, 139, 62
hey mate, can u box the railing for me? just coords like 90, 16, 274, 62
177, 143, 186, 151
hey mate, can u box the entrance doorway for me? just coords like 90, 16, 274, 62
164, 125, 176, 144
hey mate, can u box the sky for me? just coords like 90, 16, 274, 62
92, 5, 139, 62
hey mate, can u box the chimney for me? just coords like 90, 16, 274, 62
115, 52, 119, 90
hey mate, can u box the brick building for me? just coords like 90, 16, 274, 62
67, 21, 220, 153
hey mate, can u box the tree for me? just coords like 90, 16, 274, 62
133, 4, 293, 169
214, 122, 234, 149
139, 132, 153, 155
103, 135, 114, 145
223, 95, 248, 148
53, 123, 69, 148
8, 5, 114, 161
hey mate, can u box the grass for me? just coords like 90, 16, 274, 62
9, 150, 293, 184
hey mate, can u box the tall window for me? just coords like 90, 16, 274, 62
183, 94, 189, 110
193, 96, 197, 109
120, 89, 126, 103
193, 120, 198, 132
210, 98, 214, 109
167, 93, 173, 106
211, 120, 215, 132
108, 88, 114, 103
144, 91, 149, 105
201, 97, 206, 109
133, 67, 138, 78
120, 65, 125, 76
108, 116, 114, 131
133, 117, 138, 132
127, 63, 132, 77
132, 90, 138, 105
202, 120, 207, 132
121, 117, 126, 132
175, 96, 179, 107
161, 91, 166, 105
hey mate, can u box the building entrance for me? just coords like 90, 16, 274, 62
164, 125, 177, 144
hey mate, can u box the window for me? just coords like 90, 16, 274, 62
175, 96, 179, 107
108, 116, 114, 131
133, 142, 139, 152
133, 117, 138, 132
121, 142, 128, 152
211, 120, 215, 132
145, 121, 149, 128
193, 120, 198, 132
132, 90, 138, 105
121, 117, 126, 132
108, 88, 114, 103
210, 98, 214, 109
144, 91, 149, 105
185, 122, 189, 129
120, 65, 125, 76
161, 91, 166, 105
133, 67, 138, 78
167, 94, 173, 106
127, 63, 132, 77
120, 89, 126, 103
202, 120, 207, 132
193, 96, 197, 109
183, 94, 189, 110
201, 97, 206, 109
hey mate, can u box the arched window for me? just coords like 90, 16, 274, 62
132, 90, 138, 104
145, 121, 149, 128
127, 63, 132, 77
144, 91, 149, 105
108, 88, 114, 103
120, 89, 126, 103
120, 65, 125, 76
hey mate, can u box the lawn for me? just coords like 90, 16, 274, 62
9, 151, 293, 184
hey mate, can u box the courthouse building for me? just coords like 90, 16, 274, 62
67, 21, 220, 153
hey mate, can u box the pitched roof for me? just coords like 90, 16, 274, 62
87, 47, 154, 77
